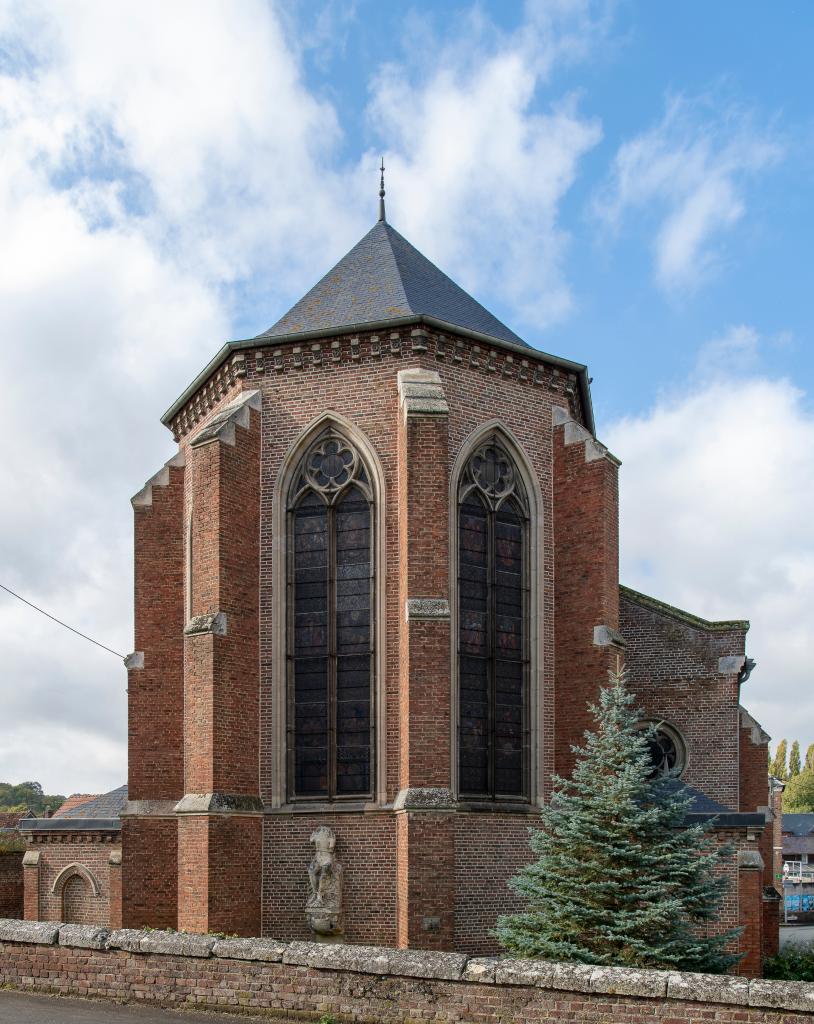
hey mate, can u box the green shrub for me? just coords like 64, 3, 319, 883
764, 941, 814, 981
0, 836, 26, 855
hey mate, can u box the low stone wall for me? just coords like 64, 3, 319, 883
1, 918, 813, 1023
0, 852, 23, 919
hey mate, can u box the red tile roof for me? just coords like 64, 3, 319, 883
52, 794, 100, 817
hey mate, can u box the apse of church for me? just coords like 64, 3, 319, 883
119, 184, 775, 969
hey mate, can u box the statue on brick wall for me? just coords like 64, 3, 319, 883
305, 826, 343, 940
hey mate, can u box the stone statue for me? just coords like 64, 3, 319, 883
305, 826, 343, 940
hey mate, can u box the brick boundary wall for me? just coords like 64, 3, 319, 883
1, 920, 813, 1022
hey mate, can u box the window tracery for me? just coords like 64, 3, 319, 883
286, 428, 374, 802
457, 437, 530, 800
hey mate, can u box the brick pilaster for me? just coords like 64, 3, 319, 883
394, 369, 455, 949
737, 850, 765, 977
552, 407, 621, 778
177, 389, 262, 936
122, 452, 185, 929
108, 850, 122, 930
22, 851, 39, 921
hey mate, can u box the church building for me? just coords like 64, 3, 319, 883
22, 181, 779, 975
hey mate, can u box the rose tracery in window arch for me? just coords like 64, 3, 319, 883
287, 429, 375, 802
457, 437, 530, 801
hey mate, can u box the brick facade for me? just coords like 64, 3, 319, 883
19, 834, 120, 927
0, 852, 23, 919
107, 222, 775, 969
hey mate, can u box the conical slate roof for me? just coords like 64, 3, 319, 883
258, 220, 527, 348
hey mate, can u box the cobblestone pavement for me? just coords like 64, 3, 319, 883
0, 991, 259, 1023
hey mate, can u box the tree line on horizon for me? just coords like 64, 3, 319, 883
769, 740, 814, 812
0, 781, 66, 816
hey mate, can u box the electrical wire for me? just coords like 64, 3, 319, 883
0, 582, 125, 660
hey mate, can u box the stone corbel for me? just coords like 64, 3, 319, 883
397, 368, 449, 419
184, 612, 227, 637
593, 624, 627, 650
124, 651, 144, 671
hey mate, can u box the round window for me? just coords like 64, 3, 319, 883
639, 723, 687, 778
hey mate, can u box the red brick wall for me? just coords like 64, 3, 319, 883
453, 813, 532, 954
130, 460, 185, 802
25, 836, 119, 926
121, 817, 177, 930
620, 590, 747, 810
262, 813, 397, 945
553, 414, 620, 779
1, 939, 811, 1022
0, 851, 23, 919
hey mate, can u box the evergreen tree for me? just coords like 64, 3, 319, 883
789, 741, 802, 778
805, 743, 814, 774
770, 740, 788, 781
495, 668, 741, 973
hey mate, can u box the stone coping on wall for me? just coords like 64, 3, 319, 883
0, 919, 813, 1014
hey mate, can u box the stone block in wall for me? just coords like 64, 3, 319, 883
748, 978, 814, 1013
666, 970, 749, 1005
139, 929, 215, 958
212, 936, 286, 962
58, 924, 111, 950
106, 928, 148, 952
0, 919, 60, 944
589, 965, 670, 998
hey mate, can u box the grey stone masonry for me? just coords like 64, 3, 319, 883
58, 924, 111, 950
0, 919, 812, 1013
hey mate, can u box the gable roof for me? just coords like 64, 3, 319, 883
58, 785, 127, 819
52, 794, 100, 817
0, 810, 34, 830
783, 813, 814, 837
259, 220, 527, 348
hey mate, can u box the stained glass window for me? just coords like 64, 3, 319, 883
287, 431, 374, 801
458, 438, 529, 800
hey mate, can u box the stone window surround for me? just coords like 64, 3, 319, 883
449, 420, 546, 807
270, 411, 388, 808
636, 720, 690, 779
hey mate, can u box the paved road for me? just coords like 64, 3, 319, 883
780, 924, 814, 949
0, 991, 263, 1023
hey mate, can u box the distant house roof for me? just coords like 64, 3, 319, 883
259, 220, 527, 349
53, 794, 100, 817
783, 813, 814, 837
58, 785, 128, 819
0, 810, 34, 830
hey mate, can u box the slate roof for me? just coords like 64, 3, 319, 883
52, 794, 100, 817
259, 220, 528, 348
58, 785, 128, 820
783, 813, 814, 837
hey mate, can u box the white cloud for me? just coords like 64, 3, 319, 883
605, 331, 814, 749
0, 1, 606, 793
594, 94, 783, 291
365, 1, 605, 328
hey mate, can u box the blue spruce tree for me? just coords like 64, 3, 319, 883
495, 668, 741, 972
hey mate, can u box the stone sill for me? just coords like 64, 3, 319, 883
0, 919, 812, 1013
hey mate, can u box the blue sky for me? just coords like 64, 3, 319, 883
0, 0, 811, 791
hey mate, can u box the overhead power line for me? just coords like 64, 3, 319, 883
0, 582, 125, 660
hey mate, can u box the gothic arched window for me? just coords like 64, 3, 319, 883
287, 429, 375, 801
457, 438, 530, 800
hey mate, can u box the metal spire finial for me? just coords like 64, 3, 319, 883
378, 157, 386, 222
